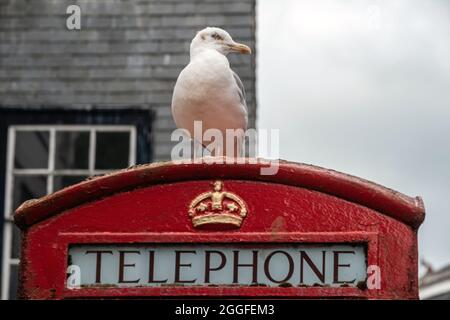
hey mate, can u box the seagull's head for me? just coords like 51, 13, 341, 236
190, 27, 252, 57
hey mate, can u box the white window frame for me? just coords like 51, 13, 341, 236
1, 125, 137, 300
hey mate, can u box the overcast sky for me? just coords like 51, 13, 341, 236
257, 0, 450, 274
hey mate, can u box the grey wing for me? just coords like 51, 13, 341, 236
232, 70, 247, 112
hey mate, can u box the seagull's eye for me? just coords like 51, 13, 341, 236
211, 33, 224, 41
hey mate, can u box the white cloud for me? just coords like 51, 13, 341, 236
257, 0, 450, 273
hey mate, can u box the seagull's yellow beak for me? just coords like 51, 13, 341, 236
229, 42, 252, 54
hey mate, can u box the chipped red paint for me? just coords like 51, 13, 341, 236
15, 159, 425, 299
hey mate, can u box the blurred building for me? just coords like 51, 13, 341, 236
419, 263, 450, 300
0, 0, 256, 299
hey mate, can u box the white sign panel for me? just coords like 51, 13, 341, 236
68, 244, 367, 288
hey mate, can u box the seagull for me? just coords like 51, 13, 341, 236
171, 27, 252, 158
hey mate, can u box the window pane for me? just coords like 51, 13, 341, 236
9, 264, 19, 300
55, 131, 89, 169
7, 222, 20, 259
13, 175, 47, 210
11, 224, 21, 259
14, 131, 49, 169
54, 175, 87, 191
95, 132, 130, 170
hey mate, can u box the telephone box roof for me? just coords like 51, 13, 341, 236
14, 159, 425, 230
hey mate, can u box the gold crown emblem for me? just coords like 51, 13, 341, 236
188, 181, 248, 230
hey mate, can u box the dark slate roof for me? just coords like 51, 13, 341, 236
0, 0, 257, 160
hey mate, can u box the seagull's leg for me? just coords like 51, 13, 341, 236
193, 138, 210, 159
236, 134, 244, 158
223, 130, 245, 158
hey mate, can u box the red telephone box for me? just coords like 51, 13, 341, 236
14, 160, 425, 299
